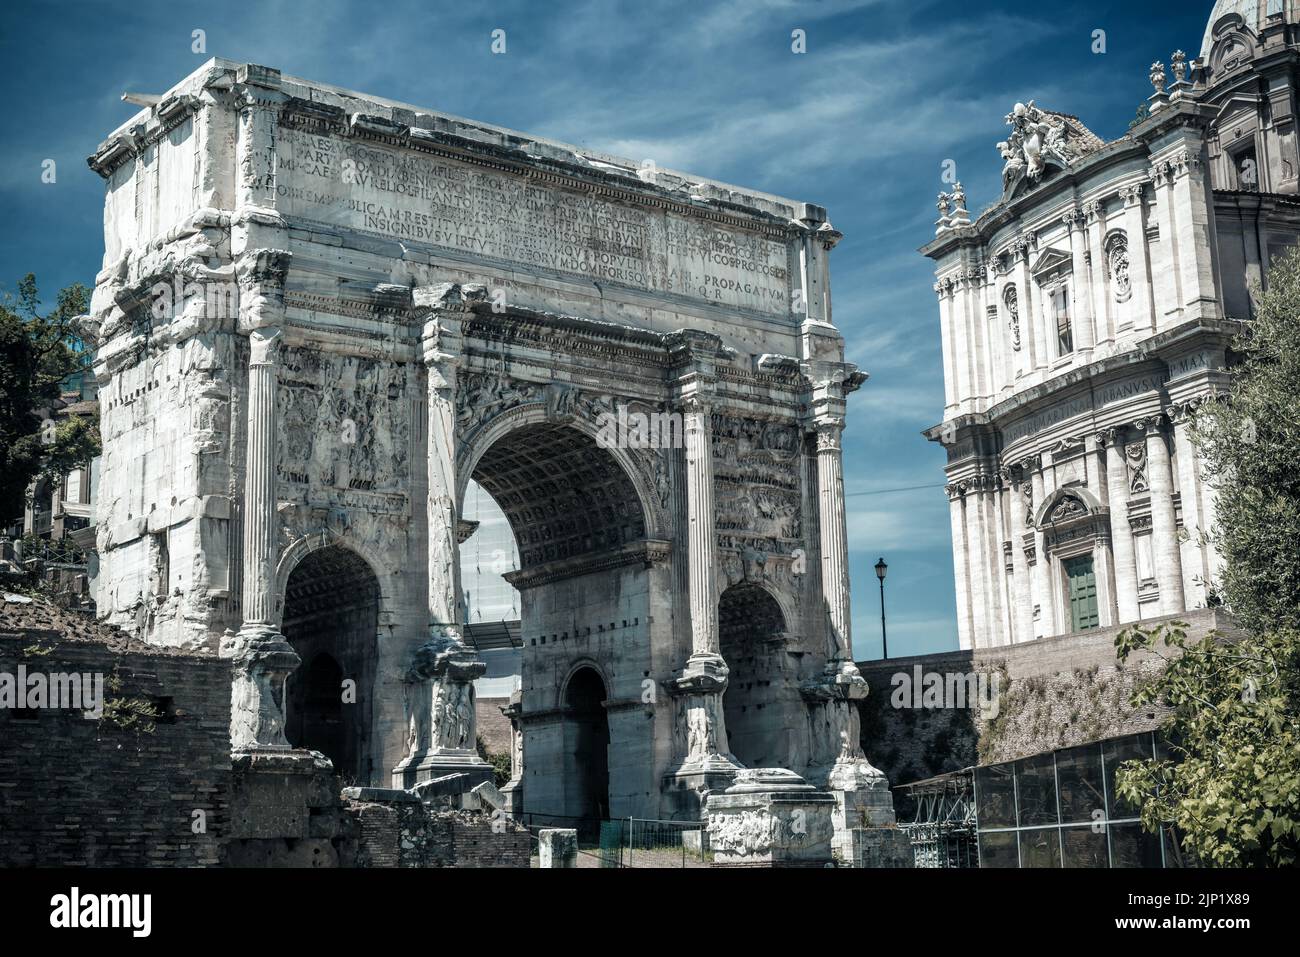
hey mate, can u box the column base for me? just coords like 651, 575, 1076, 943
221, 625, 301, 753
390, 748, 494, 791
705, 768, 835, 867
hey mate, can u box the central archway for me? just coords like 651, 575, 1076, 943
282, 545, 380, 785
460, 416, 661, 821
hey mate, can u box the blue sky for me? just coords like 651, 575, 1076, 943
0, 0, 1213, 658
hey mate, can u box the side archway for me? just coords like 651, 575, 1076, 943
719, 582, 791, 769
280, 544, 381, 784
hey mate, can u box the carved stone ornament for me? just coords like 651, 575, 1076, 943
997, 101, 1079, 190
1105, 232, 1132, 303
1003, 284, 1022, 351
1125, 442, 1149, 495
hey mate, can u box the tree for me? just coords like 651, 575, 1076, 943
1114, 247, 1300, 867
0, 274, 98, 525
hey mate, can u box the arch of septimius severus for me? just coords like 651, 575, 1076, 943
83, 59, 896, 850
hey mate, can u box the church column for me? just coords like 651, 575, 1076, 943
1136, 414, 1186, 615
392, 284, 489, 789
1101, 428, 1140, 622
1064, 210, 1095, 355
1120, 182, 1156, 334
1027, 455, 1051, 638
1168, 402, 1208, 607
220, 249, 299, 756
963, 475, 991, 648
1007, 466, 1035, 644
947, 483, 974, 650
1087, 433, 1118, 626
1084, 200, 1113, 348
1149, 160, 1183, 325
936, 282, 957, 413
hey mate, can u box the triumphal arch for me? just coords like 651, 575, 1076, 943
84, 59, 891, 839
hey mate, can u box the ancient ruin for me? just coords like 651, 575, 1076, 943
81, 58, 900, 858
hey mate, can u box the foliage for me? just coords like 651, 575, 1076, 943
476, 734, 513, 790
1112, 249, 1300, 867
1115, 621, 1300, 866
0, 274, 97, 524
1192, 246, 1300, 633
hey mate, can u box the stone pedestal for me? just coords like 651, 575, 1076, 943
538, 828, 578, 868
663, 652, 740, 815
802, 661, 902, 862
391, 631, 493, 789
705, 768, 835, 867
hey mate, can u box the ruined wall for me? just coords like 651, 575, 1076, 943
351, 801, 530, 868
856, 607, 1234, 809
0, 601, 231, 866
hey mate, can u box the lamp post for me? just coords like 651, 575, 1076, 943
875, 557, 889, 660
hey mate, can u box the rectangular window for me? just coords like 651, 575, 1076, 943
1053, 286, 1073, 355
1064, 554, 1099, 631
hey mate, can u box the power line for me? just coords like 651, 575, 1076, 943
844, 482, 947, 498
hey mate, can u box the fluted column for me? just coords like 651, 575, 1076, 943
1102, 428, 1140, 622
392, 285, 490, 788
220, 249, 300, 755
1137, 415, 1185, 615
816, 421, 854, 662
1007, 467, 1035, 643
667, 390, 737, 777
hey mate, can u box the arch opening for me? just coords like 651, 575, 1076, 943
719, 582, 789, 769
469, 421, 647, 572
564, 666, 610, 824
282, 544, 380, 785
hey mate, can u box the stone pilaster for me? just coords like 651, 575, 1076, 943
221, 248, 300, 757
1101, 428, 1140, 622
1136, 415, 1186, 615
1120, 182, 1155, 333
499, 690, 524, 815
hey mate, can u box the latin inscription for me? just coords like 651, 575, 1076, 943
276, 129, 793, 315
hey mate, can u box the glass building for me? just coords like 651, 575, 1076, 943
973, 732, 1188, 868
460, 479, 520, 625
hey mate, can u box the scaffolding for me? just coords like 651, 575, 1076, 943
896, 769, 978, 868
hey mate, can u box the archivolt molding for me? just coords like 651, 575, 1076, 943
273, 527, 396, 630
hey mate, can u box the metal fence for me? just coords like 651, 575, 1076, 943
523, 815, 709, 868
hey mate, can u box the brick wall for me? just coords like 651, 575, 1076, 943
0, 619, 231, 866
856, 608, 1236, 811
350, 798, 531, 867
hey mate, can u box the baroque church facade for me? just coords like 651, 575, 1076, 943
924, 1, 1300, 649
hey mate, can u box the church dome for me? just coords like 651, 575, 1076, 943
1202, 0, 1299, 58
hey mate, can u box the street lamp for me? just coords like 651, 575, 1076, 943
874, 557, 889, 660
